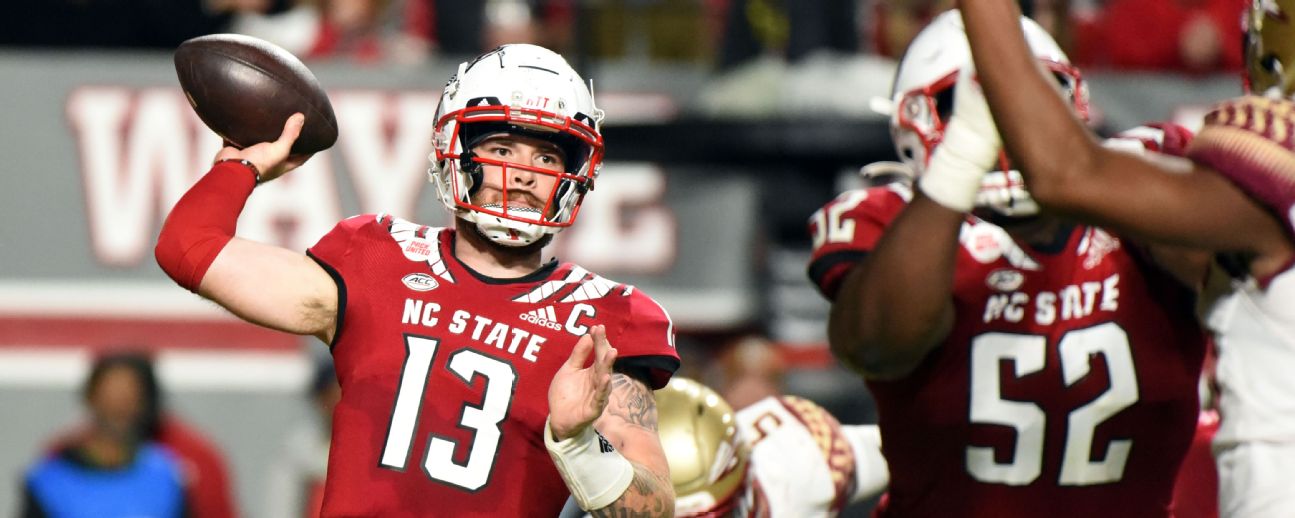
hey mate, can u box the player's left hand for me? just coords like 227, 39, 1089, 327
951, 66, 1000, 150
548, 324, 618, 441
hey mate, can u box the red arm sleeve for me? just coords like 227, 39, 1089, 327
154, 160, 259, 293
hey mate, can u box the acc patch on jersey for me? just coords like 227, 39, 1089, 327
401, 273, 439, 292
986, 269, 1025, 292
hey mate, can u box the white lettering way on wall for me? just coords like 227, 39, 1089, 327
67, 87, 676, 274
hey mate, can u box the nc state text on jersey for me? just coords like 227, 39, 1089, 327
982, 274, 1120, 325
401, 298, 597, 362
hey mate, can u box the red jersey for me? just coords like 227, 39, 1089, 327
1170, 410, 1220, 518
808, 185, 1206, 517
307, 214, 679, 517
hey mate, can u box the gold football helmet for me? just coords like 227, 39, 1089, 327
656, 377, 749, 517
1246, 0, 1295, 97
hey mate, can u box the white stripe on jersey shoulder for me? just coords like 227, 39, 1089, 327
509, 266, 636, 305
888, 181, 913, 201
512, 265, 590, 303
380, 213, 456, 284
560, 272, 621, 303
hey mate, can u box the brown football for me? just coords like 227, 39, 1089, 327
174, 34, 337, 155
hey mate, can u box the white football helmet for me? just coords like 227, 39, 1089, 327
429, 44, 605, 246
889, 10, 1089, 219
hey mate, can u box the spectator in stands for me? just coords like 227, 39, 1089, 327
869, 0, 1058, 58
156, 407, 240, 518
870, 0, 956, 58
265, 356, 340, 518
0, 0, 291, 49
714, 333, 786, 410
26, 351, 239, 518
22, 353, 188, 517
305, 0, 410, 62
234, 0, 559, 64
715, 0, 859, 70
1069, 0, 1247, 72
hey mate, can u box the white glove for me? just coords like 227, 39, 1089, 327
918, 67, 1003, 212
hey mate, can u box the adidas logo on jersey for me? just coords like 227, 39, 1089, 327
520, 305, 563, 331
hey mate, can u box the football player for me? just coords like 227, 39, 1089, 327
558, 375, 889, 517
959, 2, 1295, 516
806, 11, 1210, 517
660, 377, 888, 517
155, 44, 679, 517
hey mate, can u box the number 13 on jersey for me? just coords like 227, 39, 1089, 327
380, 335, 518, 491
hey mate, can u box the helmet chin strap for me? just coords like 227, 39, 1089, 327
469, 204, 550, 247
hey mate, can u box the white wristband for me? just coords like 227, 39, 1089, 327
544, 417, 635, 511
918, 116, 1000, 212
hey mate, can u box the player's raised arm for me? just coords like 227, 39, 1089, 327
546, 325, 674, 517
824, 67, 1001, 380
155, 114, 339, 342
959, 1, 1289, 266
826, 193, 962, 380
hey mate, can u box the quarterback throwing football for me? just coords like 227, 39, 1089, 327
156, 44, 679, 517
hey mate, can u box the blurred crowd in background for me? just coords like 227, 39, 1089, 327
0, 0, 1249, 74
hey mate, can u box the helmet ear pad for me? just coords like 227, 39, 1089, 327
458, 150, 484, 197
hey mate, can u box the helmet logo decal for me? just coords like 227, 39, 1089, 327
522, 96, 553, 109
464, 46, 507, 72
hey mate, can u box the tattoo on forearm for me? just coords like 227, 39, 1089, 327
590, 464, 671, 518
608, 374, 658, 431
627, 463, 664, 497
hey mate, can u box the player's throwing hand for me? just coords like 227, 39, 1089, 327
214, 113, 311, 182
548, 325, 619, 440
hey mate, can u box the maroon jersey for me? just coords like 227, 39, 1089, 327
306, 214, 679, 517
1189, 96, 1295, 240
808, 184, 1206, 517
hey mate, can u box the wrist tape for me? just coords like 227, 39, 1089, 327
918, 116, 1001, 212
543, 417, 635, 511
